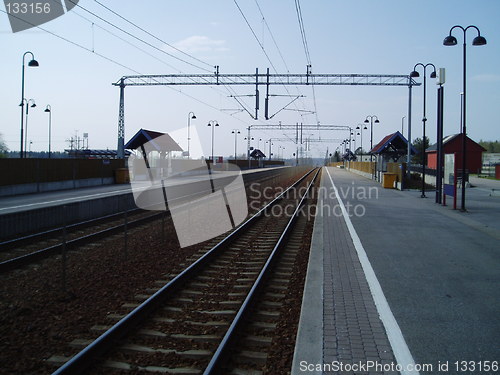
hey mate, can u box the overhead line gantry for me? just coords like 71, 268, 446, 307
113, 68, 420, 158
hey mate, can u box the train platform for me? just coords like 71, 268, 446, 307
293, 167, 499, 374
0, 166, 285, 216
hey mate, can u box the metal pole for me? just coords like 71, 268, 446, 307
211, 123, 214, 163
461, 38, 467, 211
407, 82, 412, 178
20, 61, 25, 158
370, 118, 373, 157
117, 79, 125, 159
436, 85, 444, 204
25, 103, 30, 158
247, 126, 251, 168
188, 113, 191, 158
360, 127, 363, 160
45, 105, 52, 158
62, 205, 67, 294
48, 108, 52, 158
422, 72, 427, 198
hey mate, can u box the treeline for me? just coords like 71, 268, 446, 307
478, 140, 500, 153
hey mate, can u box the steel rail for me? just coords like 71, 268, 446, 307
51, 168, 316, 375
204, 167, 321, 374
0, 208, 142, 250
0, 209, 161, 273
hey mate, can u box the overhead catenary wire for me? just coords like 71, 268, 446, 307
70, 0, 256, 125
294, 0, 320, 124
90, 0, 213, 69
0, 9, 258, 131
65, 0, 212, 73
253, 0, 311, 118
233, 0, 313, 122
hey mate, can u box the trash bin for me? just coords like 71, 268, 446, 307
382, 173, 397, 189
114, 168, 130, 184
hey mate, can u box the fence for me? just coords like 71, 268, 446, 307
0, 158, 126, 197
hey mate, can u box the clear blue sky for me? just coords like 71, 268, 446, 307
1, 0, 499, 158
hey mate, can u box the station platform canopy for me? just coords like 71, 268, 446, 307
250, 149, 266, 159
370, 131, 416, 161
125, 129, 183, 153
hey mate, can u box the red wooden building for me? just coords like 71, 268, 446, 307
426, 134, 486, 173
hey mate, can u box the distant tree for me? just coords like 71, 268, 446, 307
478, 140, 500, 153
411, 136, 430, 165
0, 133, 8, 157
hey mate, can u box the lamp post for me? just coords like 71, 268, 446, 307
231, 129, 240, 160
187, 111, 196, 158
20, 51, 39, 158
266, 140, 273, 160
443, 25, 486, 211
244, 136, 254, 162
356, 123, 367, 161
459, 92, 464, 133
364, 115, 379, 177
44, 105, 52, 158
364, 115, 379, 157
207, 120, 219, 163
22, 99, 36, 158
410, 63, 437, 198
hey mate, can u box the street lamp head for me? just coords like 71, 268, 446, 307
44, 105, 51, 113
430, 71, 437, 78
215, 123, 219, 127
410, 70, 420, 78
356, 126, 360, 130
191, 114, 196, 119
364, 126, 368, 130
443, 35, 457, 46
472, 35, 487, 46
364, 119, 369, 123
28, 59, 39, 67
374, 119, 380, 123
30, 102, 36, 108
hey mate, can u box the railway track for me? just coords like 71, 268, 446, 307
0, 170, 293, 273
49, 167, 320, 375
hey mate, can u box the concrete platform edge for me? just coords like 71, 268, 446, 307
291, 170, 325, 375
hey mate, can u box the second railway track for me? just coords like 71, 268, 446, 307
0, 169, 297, 273
50, 167, 320, 375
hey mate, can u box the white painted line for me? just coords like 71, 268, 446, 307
325, 167, 418, 375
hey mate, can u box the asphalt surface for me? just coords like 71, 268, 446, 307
326, 167, 499, 374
